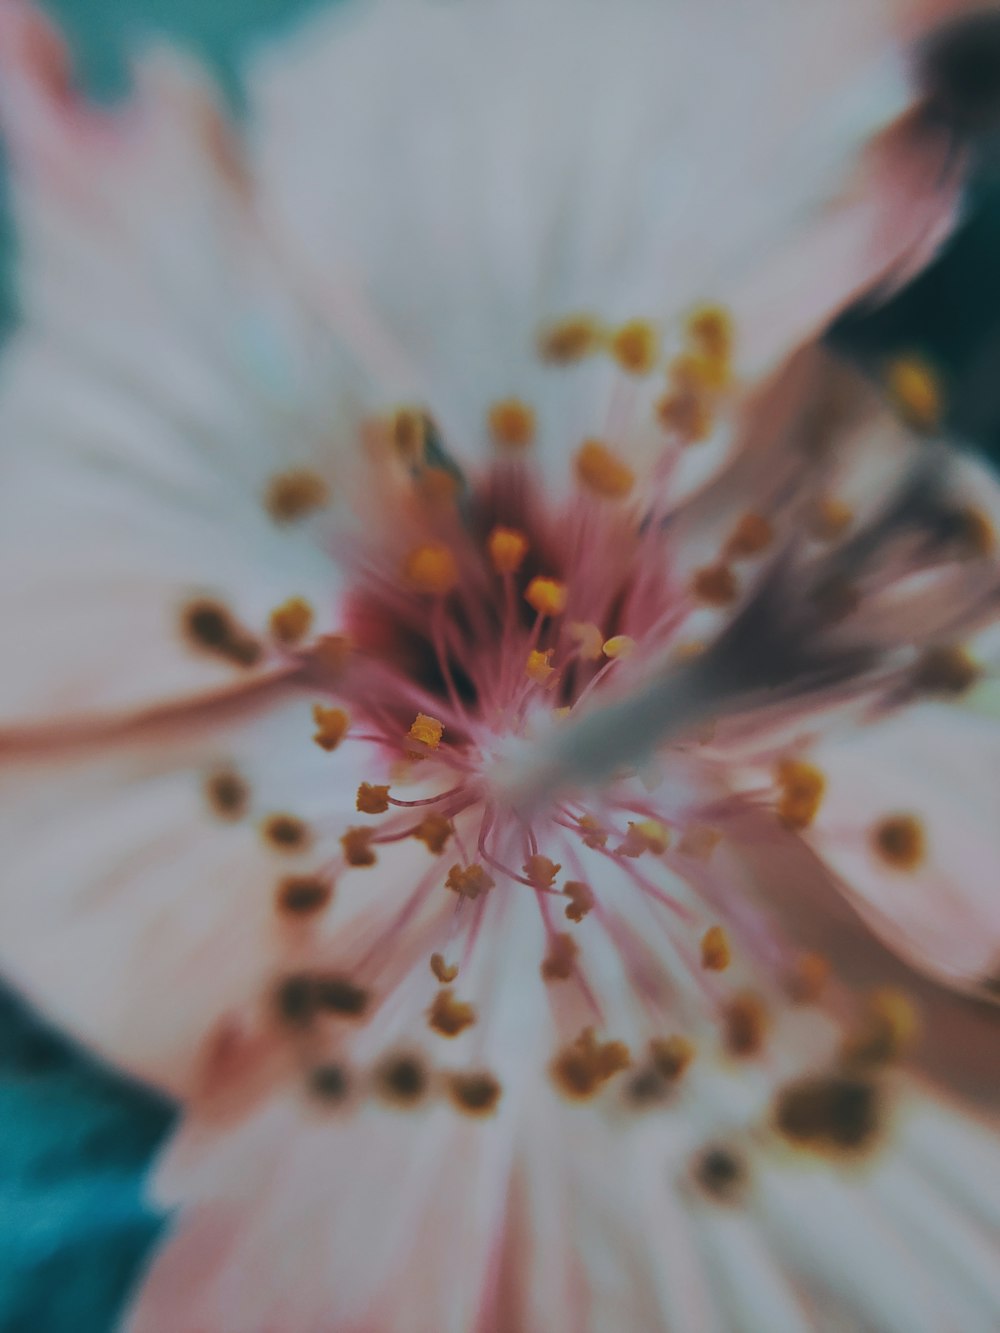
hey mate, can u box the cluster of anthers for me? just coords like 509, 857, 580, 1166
186, 303, 996, 1183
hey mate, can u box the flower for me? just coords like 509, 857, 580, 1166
1, 0, 1000, 1328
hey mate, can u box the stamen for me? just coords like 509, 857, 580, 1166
428, 988, 477, 1037
204, 768, 248, 821
430, 953, 459, 983
356, 783, 391, 814
786, 951, 830, 1003
700, 924, 731, 971
885, 354, 942, 431
685, 304, 734, 374
563, 880, 595, 922
487, 526, 529, 575
313, 704, 350, 752
609, 320, 660, 376
602, 634, 636, 659
551, 1028, 631, 1099
181, 599, 261, 667
725, 512, 773, 559
275, 875, 332, 916
574, 439, 635, 499
341, 827, 378, 867
911, 644, 980, 695
690, 563, 739, 606
488, 398, 536, 450
524, 576, 568, 617
806, 495, 853, 542
871, 814, 925, 870
537, 314, 604, 364
523, 854, 561, 889
407, 713, 444, 749
261, 813, 311, 852
391, 408, 429, 463
692, 1145, 747, 1203
447, 1071, 502, 1116
649, 1034, 695, 1081
541, 932, 578, 981
775, 759, 825, 830
308, 1064, 351, 1103
616, 819, 670, 857
269, 596, 314, 646
656, 386, 713, 443
404, 543, 460, 596
568, 622, 605, 661
773, 1075, 880, 1154
314, 975, 370, 1018
722, 992, 768, 1057
375, 1053, 428, 1107
444, 863, 495, 900
526, 649, 557, 686
413, 815, 454, 855
841, 988, 919, 1067
264, 469, 329, 523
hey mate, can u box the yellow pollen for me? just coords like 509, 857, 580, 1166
356, 782, 390, 815
885, 354, 942, 431
725, 512, 773, 559
574, 439, 635, 499
524, 576, 568, 617
487, 526, 529, 575
525, 648, 557, 686
341, 826, 377, 867
691, 563, 739, 606
269, 596, 314, 646
264, 468, 330, 523
872, 814, 925, 871
656, 386, 714, 442
312, 704, 349, 752
537, 314, 604, 364
701, 925, 731, 971
602, 634, 636, 660
609, 319, 660, 375
430, 952, 459, 983
649, 1035, 695, 1082
404, 542, 458, 595
776, 759, 826, 830
524, 854, 561, 889
312, 634, 351, 678
428, 988, 477, 1037
551, 1028, 631, 1100
841, 987, 920, 1067
261, 813, 310, 852
912, 644, 980, 695
563, 880, 595, 922
408, 712, 444, 749
488, 398, 536, 449
577, 815, 608, 849
445, 863, 495, 900
391, 407, 429, 462
686, 304, 734, 370
413, 814, 453, 855
807, 495, 853, 542
568, 621, 605, 661
617, 819, 670, 857
787, 951, 830, 1004
541, 931, 578, 981
723, 992, 768, 1057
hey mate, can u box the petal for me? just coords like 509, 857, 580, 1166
249, 0, 966, 472
0, 5, 360, 731
800, 704, 1000, 994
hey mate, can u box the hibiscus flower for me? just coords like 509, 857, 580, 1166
1, 0, 1000, 1328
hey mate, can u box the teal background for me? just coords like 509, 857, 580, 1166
3, 3, 1000, 1330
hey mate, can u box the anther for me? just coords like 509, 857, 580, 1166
414, 815, 453, 855
356, 783, 390, 814
775, 759, 825, 830
525, 649, 557, 686
722, 992, 768, 1057
264, 469, 329, 523
602, 635, 635, 659
445, 863, 495, 900
537, 314, 604, 364
690, 564, 738, 606
575, 440, 635, 499
885, 355, 942, 431
617, 819, 670, 858
541, 932, 578, 981
725, 512, 773, 559
447, 1071, 502, 1116
204, 768, 249, 821
701, 925, 731, 971
428, 988, 477, 1037
313, 704, 349, 752
408, 713, 444, 749
551, 1028, 631, 1099
341, 827, 377, 867
182, 599, 261, 667
487, 526, 529, 575
276, 875, 332, 916
524, 855, 561, 889
871, 814, 925, 871
488, 398, 536, 449
609, 320, 660, 376
269, 596, 314, 646
563, 880, 595, 922
430, 953, 459, 983
261, 813, 311, 852
524, 576, 568, 617
404, 543, 459, 595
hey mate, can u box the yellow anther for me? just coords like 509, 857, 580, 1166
445, 863, 495, 900
312, 704, 350, 752
488, 398, 536, 449
885, 355, 942, 431
430, 952, 458, 983
356, 782, 390, 814
602, 634, 636, 660
776, 759, 826, 830
574, 439, 635, 499
341, 826, 377, 867
404, 542, 459, 595
841, 988, 920, 1067
872, 814, 925, 871
551, 1027, 631, 1099
563, 880, 595, 922
725, 512, 773, 559
610, 319, 660, 375
264, 469, 330, 523
912, 644, 980, 696
269, 596, 314, 645
413, 814, 453, 855
391, 407, 428, 462
690, 564, 739, 606
686, 304, 734, 368
525, 648, 557, 686
649, 1035, 695, 1081
617, 819, 670, 857
523, 854, 561, 889
428, 988, 477, 1037
537, 314, 604, 364
700, 924, 731, 971
487, 526, 529, 575
408, 713, 444, 749
656, 386, 714, 442
577, 815, 608, 849
949, 505, 995, 559
541, 931, 578, 981
524, 576, 568, 617
670, 349, 728, 394
568, 621, 605, 661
